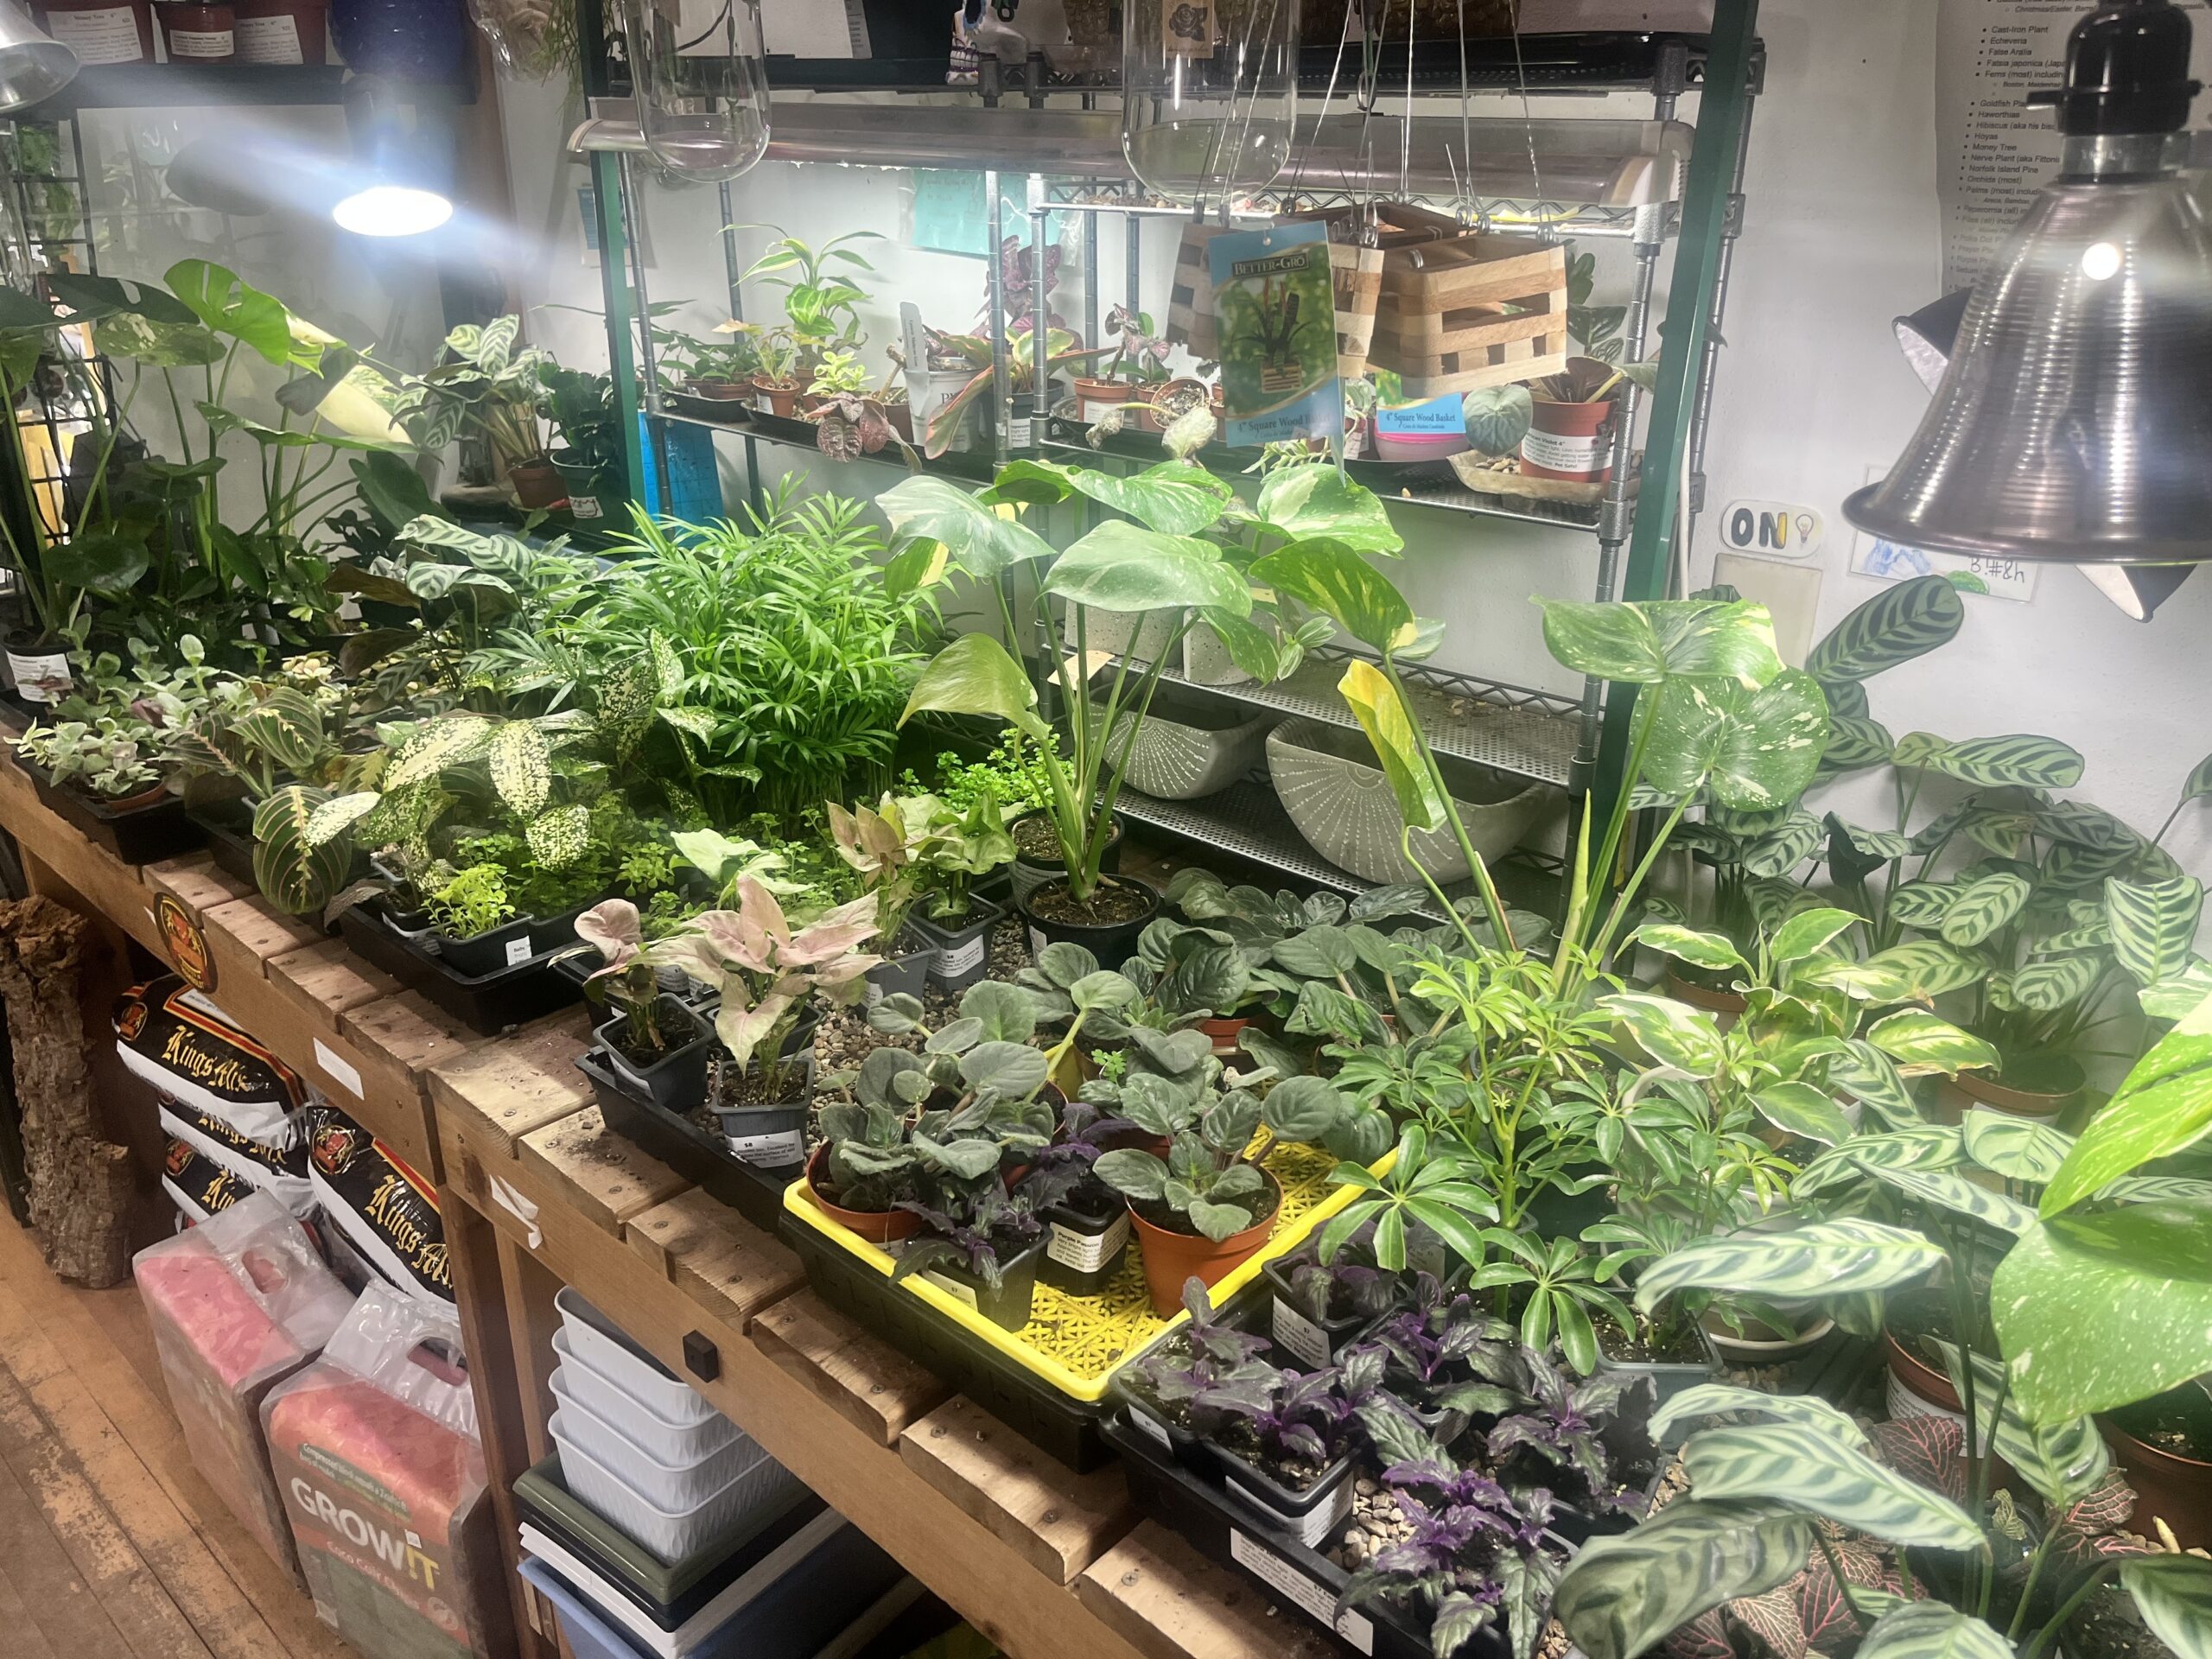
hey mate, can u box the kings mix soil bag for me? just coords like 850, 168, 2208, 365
303, 1101, 454, 1304
159, 1095, 315, 1217
117, 976, 306, 1147
164, 1135, 253, 1221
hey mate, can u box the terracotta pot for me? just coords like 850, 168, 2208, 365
1665, 968, 1747, 1033
232, 0, 325, 61
2103, 1414, 2212, 1551
1150, 377, 1209, 433
1130, 1169, 1281, 1316
804, 1145, 920, 1244
34, 0, 155, 60
688, 377, 750, 401
157, 0, 236, 59
1072, 376, 1135, 424
1198, 1015, 1249, 1058
1936, 1067, 2076, 1123
1521, 396, 1618, 483
884, 402, 913, 444
508, 459, 565, 509
753, 378, 801, 418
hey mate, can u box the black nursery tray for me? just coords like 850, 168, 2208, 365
29, 767, 203, 864
576, 1049, 796, 1236
1102, 1414, 1486, 1659
187, 798, 258, 889
336, 902, 582, 1035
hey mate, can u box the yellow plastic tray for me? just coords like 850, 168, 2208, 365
781, 1141, 1389, 1402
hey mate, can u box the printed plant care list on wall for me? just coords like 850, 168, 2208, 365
1936, 0, 2212, 290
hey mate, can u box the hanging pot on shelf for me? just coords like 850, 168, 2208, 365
232, 0, 326, 60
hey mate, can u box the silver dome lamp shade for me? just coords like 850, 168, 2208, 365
1846, 0, 2212, 589
0, 0, 77, 113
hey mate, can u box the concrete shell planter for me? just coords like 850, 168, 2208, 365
1073, 605, 1176, 665
1265, 718, 1556, 883
1102, 691, 1274, 801
1182, 626, 1256, 688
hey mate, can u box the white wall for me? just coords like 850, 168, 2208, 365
489, 0, 2212, 882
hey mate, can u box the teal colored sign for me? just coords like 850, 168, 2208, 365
1375, 394, 1466, 439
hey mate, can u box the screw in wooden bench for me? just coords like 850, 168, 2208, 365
683, 1331, 721, 1382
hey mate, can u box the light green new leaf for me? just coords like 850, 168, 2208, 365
2039, 993, 2212, 1213
165, 257, 294, 363
1252, 463, 1402, 553
1770, 906, 1862, 968
1868, 1008, 1999, 1077
1338, 660, 1446, 835
1630, 923, 1748, 973
987, 457, 1233, 537
1635, 1219, 1943, 1310
1940, 872, 2031, 947
1250, 542, 1414, 656
1853, 1602, 2013, 1659
1536, 597, 1783, 688
1553, 1499, 1811, 1659
1683, 1422, 1981, 1548
1994, 1204, 2212, 1421
2122, 1556, 2212, 1659
876, 475, 1055, 578
899, 632, 1049, 741
1605, 992, 1726, 1078
2107, 876, 2206, 989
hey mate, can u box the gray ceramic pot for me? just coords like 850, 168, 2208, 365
1099, 690, 1274, 801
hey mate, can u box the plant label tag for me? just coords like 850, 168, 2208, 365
313, 1039, 365, 1100
921, 1270, 979, 1310
167, 25, 233, 55
1271, 1298, 1332, 1370
505, 935, 535, 968
234, 11, 302, 60
1227, 1475, 1352, 1549
938, 933, 988, 978
1229, 1531, 1375, 1652
1210, 222, 1342, 447
1007, 416, 1033, 448
727, 1127, 804, 1165
864, 977, 886, 1007
42, 6, 141, 60
1047, 1211, 1130, 1274
1128, 1405, 1172, 1450
569, 493, 603, 519
6, 649, 72, 703
1521, 425, 1610, 476
1028, 925, 1048, 957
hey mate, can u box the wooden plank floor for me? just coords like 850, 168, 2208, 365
0, 1212, 353, 1659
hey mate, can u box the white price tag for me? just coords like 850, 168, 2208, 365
1128, 1406, 1172, 1450
504, 935, 535, 968
922, 1269, 979, 1310
569, 494, 603, 520
1046, 1211, 1130, 1274
1228, 1531, 1375, 1652
1271, 1298, 1332, 1370
1007, 416, 1033, 448
726, 1127, 805, 1165
314, 1039, 365, 1100
937, 931, 988, 977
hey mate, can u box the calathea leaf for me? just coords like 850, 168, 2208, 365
2106, 876, 2205, 989
1931, 1339, 2108, 1508
1552, 1498, 1812, 1659
1828, 1039, 1923, 1130
1939, 871, 2031, 947
1888, 880, 1960, 929
2120, 1556, 2212, 1659
1914, 733, 2088, 790
1852, 1601, 2013, 1659
1821, 716, 1897, 772
1634, 1219, 1943, 1310
1650, 1382, 1870, 1448
1807, 575, 1966, 683
2010, 952, 2103, 1012
1830, 941, 1988, 1003
1743, 809, 1827, 877
1682, 1422, 1982, 1547
1961, 1109, 2073, 1185
1852, 1160, 2036, 1236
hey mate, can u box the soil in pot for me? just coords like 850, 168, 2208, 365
1010, 810, 1123, 899
1128, 1168, 1281, 1315
2065, 1581, 2177, 1659
1598, 1321, 1710, 1366
2104, 1388, 2212, 1550
1019, 875, 1160, 971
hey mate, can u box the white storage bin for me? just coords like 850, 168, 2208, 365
553, 1329, 739, 1466
550, 1368, 767, 1512
555, 1286, 720, 1427
551, 1408, 804, 1564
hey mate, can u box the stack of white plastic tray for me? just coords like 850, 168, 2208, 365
550, 1287, 802, 1562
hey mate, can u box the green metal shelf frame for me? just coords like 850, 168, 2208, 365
584, 2, 1762, 895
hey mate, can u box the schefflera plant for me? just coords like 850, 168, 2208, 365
1554, 991, 2212, 1659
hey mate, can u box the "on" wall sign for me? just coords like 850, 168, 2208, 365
1719, 499, 1825, 560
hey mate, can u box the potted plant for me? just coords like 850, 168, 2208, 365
658, 878, 882, 1165
905, 791, 1018, 993
664, 329, 758, 400
1262, 1238, 1396, 1369
827, 793, 937, 1003
1093, 1061, 1355, 1314
891, 1180, 1051, 1332
736, 226, 881, 378
739, 324, 808, 417
563, 899, 713, 1113
918, 327, 1105, 459
1073, 305, 1173, 429
391, 315, 555, 501
803, 346, 869, 416
539, 364, 626, 523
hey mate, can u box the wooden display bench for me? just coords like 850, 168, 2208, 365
0, 749, 1316, 1659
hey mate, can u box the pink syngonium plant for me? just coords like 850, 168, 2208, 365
660, 877, 884, 1075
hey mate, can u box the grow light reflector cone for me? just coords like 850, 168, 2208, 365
1846, 0, 2212, 569
0, 0, 76, 114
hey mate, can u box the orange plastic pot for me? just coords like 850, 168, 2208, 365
805, 1145, 920, 1244
1198, 1016, 1250, 1057
1520, 397, 1618, 482
1130, 1170, 1281, 1316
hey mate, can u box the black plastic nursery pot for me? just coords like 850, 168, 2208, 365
863, 933, 933, 1007
336, 900, 582, 1036
1215, 1442, 1359, 1548
188, 795, 259, 888
1102, 1414, 1507, 1659
904, 1236, 1048, 1333
29, 766, 203, 863
1261, 1253, 1390, 1370
1035, 1180, 1133, 1295
713, 1052, 817, 1170
592, 995, 714, 1114
1008, 811, 1122, 906
436, 906, 585, 978
578, 1051, 796, 1236
1593, 1322, 1722, 1436
552, 460, 618, 524
908, 897, 1006, 994
1015, 874, 1160, 972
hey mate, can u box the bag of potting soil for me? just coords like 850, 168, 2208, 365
164, 1135, 253, 1223
263, 1284, 511, 1659
117, 976, 306, 1148
134, 1192, 356, 1585
304, 1101, 454, 1306
160, 1095, 315, 1218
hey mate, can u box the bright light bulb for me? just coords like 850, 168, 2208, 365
2081, 240, 2122, 280
333, 184, 453, 238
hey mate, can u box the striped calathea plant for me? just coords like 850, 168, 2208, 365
1554, 991, 2212, 1659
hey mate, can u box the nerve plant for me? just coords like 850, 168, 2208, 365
1554, 991, 2212, 1659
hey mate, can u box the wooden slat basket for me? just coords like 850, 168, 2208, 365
1366, 202, 1569, 397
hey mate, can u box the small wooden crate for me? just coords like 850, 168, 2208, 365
1166, 216, 1382, 379
1367, 204, 1569, 397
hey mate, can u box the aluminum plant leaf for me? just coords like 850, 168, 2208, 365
1630, 923, 1748, 973
2121, 1556, 2212, 1659
1683, 1422, 1982, 1548
1852, 1601, 2014, 1659
1634, 1219, 1943, 1310
1854, 1160, 2036, 1236
2038, 993, 2212, 1214
1938, 872, 2031, 947
1250, 541, 1415, 656
1961, 1109, 2073, 1185
1867, 1009, 1999, 1076
2106, 876, 2206, 989
1338, 660, 1447, 835
986, 456, 1233, 537
1931, 1339, 2109, 1507
1807, 575, 1966, 683
1993, 1203, 2212, 1421
1605, 993, 1726, 1078
1553, 1498, 1813, 1659
1535, 597, 1783, 688
877, 475, 1055, 579
1650, 1383, 1870, 1448
1251, 463, 1402, 553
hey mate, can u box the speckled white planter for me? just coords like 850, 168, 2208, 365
1072, 605, 1176, 665
1182, 625, 1256, 687
1102, 697, 1275, 800
1266, 718, 1556, 883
